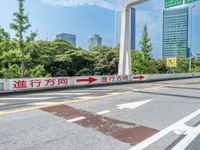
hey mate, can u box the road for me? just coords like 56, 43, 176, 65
0, 78, 200, 150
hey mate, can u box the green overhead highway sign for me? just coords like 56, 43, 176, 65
185, 0, 199, 3
165, 0, 183, 8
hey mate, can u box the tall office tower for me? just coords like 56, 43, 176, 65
115, 7, 136, 50
88, 34, 102, 50
56, 33, 76, 47
163, 7, 189, 58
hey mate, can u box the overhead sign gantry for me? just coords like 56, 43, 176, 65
118, 0, 148, 75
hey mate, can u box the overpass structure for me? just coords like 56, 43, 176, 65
118, 0, 149, 75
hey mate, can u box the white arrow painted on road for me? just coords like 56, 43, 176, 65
116, 99, 153, 110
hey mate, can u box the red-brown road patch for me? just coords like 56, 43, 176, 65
41, 105, 158, 145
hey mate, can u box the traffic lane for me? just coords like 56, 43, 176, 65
87, 78, 200, 93
0, 77, 198, 104
39, 88, 200, 149
136, 86, 200, 100
186, 135, 200, 150
0, 79, 200, 150
68, 87, 200, 130
0, 110, 130, 150
0, 79, 176, 110
136, 113, 200, 150
0, 88, 118, 109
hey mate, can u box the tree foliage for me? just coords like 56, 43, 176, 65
10, 0, 36, 78
0, 3, 200, 79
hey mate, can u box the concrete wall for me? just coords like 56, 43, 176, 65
0, 73, 200, 93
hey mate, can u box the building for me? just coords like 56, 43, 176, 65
163, 7, 189, 58
88, 34, 102, 50
56, 33, 76, 47
196, 53, 200, 60
115, 7, 136, 50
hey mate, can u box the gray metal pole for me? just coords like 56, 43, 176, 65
189, 5, 196, 73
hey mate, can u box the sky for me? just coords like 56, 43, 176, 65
0, 0, 199, 58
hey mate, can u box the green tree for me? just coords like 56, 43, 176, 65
91, 46, 119, 75
10, 0, 32, 78
0, 26, 10, 41
138, 24, 157, 74
131, 50, 143, 74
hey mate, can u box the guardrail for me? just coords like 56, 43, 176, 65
0, 73, 200, 93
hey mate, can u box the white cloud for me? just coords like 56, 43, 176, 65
41, 0, 123, 11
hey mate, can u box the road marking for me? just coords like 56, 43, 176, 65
27, 102, 61, 106
77, 96, 95, 99
0, 103, 7, 106
172, 126, 200, 150
0, 97, 55, 100
133, 85, 167, 92
67, 116, 86, 123
0, 91, 130, 116
129, 109, 200, 150
31, 93, 91, 96
0, 79, 198, 116
42, 105, 158, 145
173, 124, 193, 135
117, 99, 153, 110
96, 110, 111, 115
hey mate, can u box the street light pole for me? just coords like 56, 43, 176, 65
189, 5, 196, 73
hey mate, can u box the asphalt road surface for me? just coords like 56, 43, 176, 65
0, 78, 200, 150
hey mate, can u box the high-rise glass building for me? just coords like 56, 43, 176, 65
56, 33, 76, 47
163, 7, 189, 58
88, 34, 102, 50
115, 7, 136, 50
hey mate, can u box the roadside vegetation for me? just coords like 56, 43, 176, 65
0, 0, 200, 79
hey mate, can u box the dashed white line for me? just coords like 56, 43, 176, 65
67, 117, 86, 123
96, 110, 111, 115
129, 109, 200, 150
77, 96, 95, 99
27, 102, 60, 106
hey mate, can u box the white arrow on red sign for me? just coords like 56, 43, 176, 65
133, 75, 144, 80
76, 77, 97, 83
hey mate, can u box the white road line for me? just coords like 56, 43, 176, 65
0, 97, 55, 100
0, 103, 7, 106
117, 99, 153, 110
31, 93, 91, 96
96, 110, 111, 115
67, 117, 86, 123
172, 126, 200, 150
27, 102, 60, 106
129, 109, 200, 150
173, 124, 193, 135
77, 96, 95, 99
